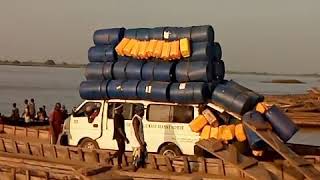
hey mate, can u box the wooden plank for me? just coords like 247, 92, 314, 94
164, 156, 173, 172
244, 120, 320, 180
196, 139, 272, 180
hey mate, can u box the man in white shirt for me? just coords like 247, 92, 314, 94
130, 105, 147, 171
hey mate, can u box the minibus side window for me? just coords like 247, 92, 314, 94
147, 105, 171, 122
147, 104, 194, 123
108, 103, 143, 120
172, 106, 194, 123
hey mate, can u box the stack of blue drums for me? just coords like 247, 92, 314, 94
80, 25, 226, 103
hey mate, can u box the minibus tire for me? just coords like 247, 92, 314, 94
159, 143, 182, 158
79, 138, 99, 149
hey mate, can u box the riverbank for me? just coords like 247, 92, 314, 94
0, 61, 85, 68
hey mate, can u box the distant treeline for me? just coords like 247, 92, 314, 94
0, 59, 319, 77
0, 59, 85, 68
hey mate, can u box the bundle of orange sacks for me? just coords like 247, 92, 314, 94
115, 38, 191, 60
189, 102, 269, 143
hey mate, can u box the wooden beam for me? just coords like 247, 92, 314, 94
196, 139, 272, 180
243, 120, 320, 180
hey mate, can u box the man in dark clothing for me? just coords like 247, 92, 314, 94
11, 103, 20, 122
112, 103, 129, 169
29, 98, 36, 120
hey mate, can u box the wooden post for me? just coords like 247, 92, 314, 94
218, 159, 225, 176
44, 172, 49, 180
12, 140, 18, 153
25, 170, 30, 180
92, 150, 99, 163
199, 157, 207, 173
25, 127, 28, 137
13, 126, 17, 136
65, 148, 71, 160
25, 142, 31, 155
0, 139, 6, 152
78, 148, 84, 161
150, 155, 158, 170
36, 129, 39, 139
183, 156, 190, 173
40, 144, 45, 157
11, 168, 16, 180
51, 146, 57, 158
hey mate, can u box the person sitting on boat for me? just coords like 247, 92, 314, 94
22, 99, 31, 124
36, 107, 46, 122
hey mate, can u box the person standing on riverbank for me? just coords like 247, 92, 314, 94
22, 99, 31, 124
49, 103, 64, 144
29, 98, 36, 120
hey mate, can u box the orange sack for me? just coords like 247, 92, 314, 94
115, 38, 130, 56
169, 40, 181, 60
130, 40, 141, 58
160, 42, 171, 60
146, 40, 157, 58
189, 115, 208, 133
153, 40, 164, 58
123, 39, 137, 56
200, 125, 211, 139
138, 41, 149, 59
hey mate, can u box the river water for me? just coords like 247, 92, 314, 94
0, 65, 319, 146
0, 65, 319, 115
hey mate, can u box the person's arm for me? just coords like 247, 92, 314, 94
117, 128, 129, 143
133, 117, 144, 146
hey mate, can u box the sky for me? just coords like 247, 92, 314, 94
0, 0, 319, 74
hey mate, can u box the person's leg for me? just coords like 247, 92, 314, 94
131, 147, 141, 171
117, 139, 125, 169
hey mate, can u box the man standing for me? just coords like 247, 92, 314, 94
22, 99, 31, 124
112, 103, 129, 169
29, 98, 36, 120
130, 105, 147, 171
10, 103, 20, 124
49, 103, 64, 144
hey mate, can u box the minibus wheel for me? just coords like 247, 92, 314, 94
79, 138, 99, 149
159, 143, 182, 158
